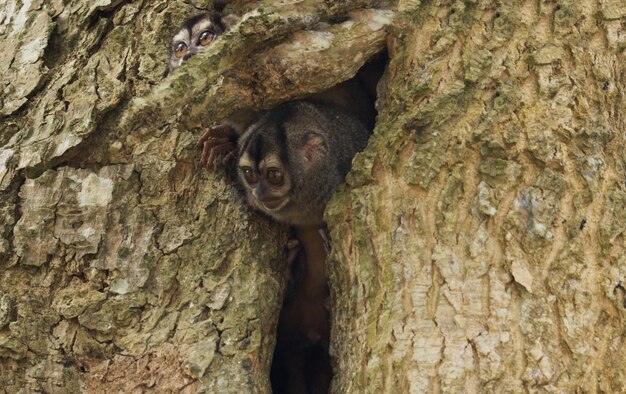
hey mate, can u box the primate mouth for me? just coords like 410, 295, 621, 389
261, 197, 289, 211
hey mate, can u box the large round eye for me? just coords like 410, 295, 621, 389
266, 169, 284, 186
198, 31, 215, 46
242, 168, 258, 184
174, 42, 187, 59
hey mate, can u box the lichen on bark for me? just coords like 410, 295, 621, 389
1, 0, 625, 393
327, 0, 626, 392
0, 0, 395, 392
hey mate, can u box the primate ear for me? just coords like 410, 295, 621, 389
298, 133, 327, 165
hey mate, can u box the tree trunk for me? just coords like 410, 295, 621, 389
1, 0, 625, 393
327, 1, 626, 392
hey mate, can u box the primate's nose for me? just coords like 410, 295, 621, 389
183, 52, 194, 61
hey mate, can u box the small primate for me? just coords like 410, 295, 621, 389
167, 13, 226, 74
168, 14, 377, 393
167, 13, 259, 166
235, 101, 370, 227
236, 101, 370, 393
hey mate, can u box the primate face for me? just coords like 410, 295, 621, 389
168, 14, 223, 73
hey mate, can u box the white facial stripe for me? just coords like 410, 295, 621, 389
238, 152, 254, 168
238, 152, 284, 171
260, 155, 282, 170
192, 19, 216, 37
172, 30, 189, 46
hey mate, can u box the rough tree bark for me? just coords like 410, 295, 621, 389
0, 0, 624, 393
327, 1, 626, 392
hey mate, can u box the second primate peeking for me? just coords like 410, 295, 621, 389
167, 13, 224, 73
168, 12, 376, 393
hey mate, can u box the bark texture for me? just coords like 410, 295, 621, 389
326, 0, 626, 392
0, 0, 390, 392
1, 0, 625, 393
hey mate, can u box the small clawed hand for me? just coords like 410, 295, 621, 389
196, 124, 238, 168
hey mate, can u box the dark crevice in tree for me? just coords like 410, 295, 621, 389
0, 174, 24, 262
269, 52, 387, 393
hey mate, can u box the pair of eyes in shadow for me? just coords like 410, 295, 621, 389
241, 167, 285, 187
172, 30, 216, 59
